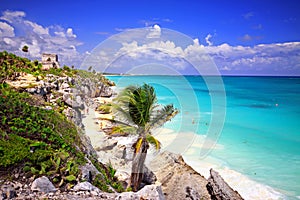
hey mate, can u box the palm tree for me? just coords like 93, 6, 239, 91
112, 83, 178, 191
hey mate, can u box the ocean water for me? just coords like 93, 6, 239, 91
107, 75, 300, 200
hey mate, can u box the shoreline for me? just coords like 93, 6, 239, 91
83, 94, 286, 200
151, 127, 286, 200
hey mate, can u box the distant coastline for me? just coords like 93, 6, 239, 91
104, 73, 300, 78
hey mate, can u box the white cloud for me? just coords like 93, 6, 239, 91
0, 10, 25, 23
220, 66, 231, 71
0, 21, 15, 37
206, 42, 300, 74
54, 31, 65, 37
205, 34, 213, 46
147, 24, 161, 38
0, 10, 83, 66
3, 37, 16, 46
24, 20, 49, 35
66, 28, 76, 38
108, 37, 300, 75
82, 27, 300, 75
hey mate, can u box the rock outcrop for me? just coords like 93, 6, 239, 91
148, 151, 211, 200
206, 168, 244, 200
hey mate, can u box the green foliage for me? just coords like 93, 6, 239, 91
90, 157, 125, 193
22, 45, 29, 53
114, 83, 178, 132
0, 85, 86, 187
92, 174, 112, 192
96, 103, 112, 114
109, 125, 135, 136
146, 134, 161, 150
0, 51, 124, 192
107, 161, 116, 178
0, 134, 31, 167
113, 83, 178, 191
0, 51, 77, 83
65, 175, 76, 182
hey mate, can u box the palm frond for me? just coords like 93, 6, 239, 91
111, 103, 134, 125
146, 134, 161, 150
113, 84, 158, 127
134, 137, 143, 153
150, 104, 179, 129
109, 125, 136, 136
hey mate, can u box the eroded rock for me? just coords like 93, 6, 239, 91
148, 151, 211, 200
206, 168, 244, 200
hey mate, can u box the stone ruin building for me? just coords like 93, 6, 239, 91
41, 53, 60, 70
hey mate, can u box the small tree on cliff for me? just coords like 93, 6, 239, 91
22, 45, 29, 53
112, 83, 178, 191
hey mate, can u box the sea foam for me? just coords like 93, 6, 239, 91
152, 128, 286, 200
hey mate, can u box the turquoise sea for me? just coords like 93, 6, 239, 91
107, 75, 300, 200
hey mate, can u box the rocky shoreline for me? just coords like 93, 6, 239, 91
1, 70, 243, 200
79, 88, 244, 200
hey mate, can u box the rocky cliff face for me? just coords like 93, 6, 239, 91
206, 169, 244, 200
148, 151, 211, 200
7, 72, 113, 128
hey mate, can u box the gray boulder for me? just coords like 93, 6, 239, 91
206, 169, 244, 200
31, 176, 57, 193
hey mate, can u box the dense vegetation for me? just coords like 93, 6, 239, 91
0, 51, 77, 83
0, 83, 86, 188
0, 51, 124, 192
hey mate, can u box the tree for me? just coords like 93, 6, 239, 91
112, 84, 178, 191
22, 45, 29, 53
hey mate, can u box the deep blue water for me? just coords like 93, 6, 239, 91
107, 75, 300, 199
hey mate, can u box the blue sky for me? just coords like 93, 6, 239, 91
0, 0, 300, 75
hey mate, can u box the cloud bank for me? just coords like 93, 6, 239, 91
0, 10, 83, 66
84, 26, 300, 76
1, 11, 299, 75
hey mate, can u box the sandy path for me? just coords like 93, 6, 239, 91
81, 105, 105, 149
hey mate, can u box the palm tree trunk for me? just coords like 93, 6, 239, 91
130, 139, 149, 192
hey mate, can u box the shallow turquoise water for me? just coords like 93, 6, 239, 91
107, 75, 300, 199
